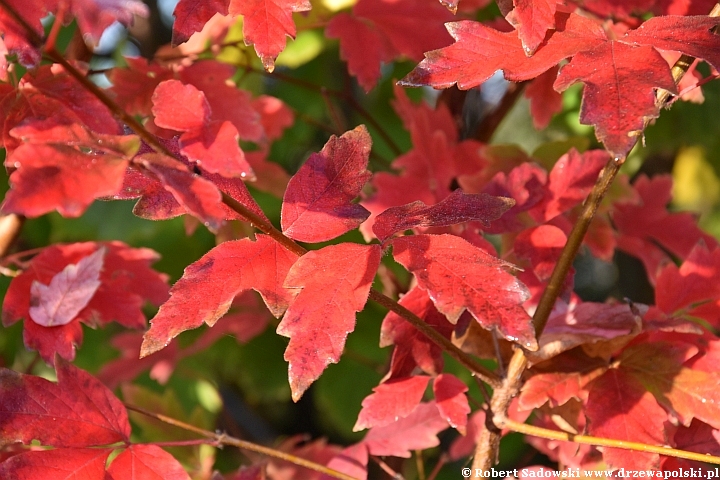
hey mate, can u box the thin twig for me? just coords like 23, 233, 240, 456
371, 455, 405, 479
125, 403, 360, 480
498, 417, 720, 465
369, 290, 501, 387
426, 454, 447, 480
415, 450, 426, 480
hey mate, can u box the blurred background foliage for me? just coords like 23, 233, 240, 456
1, 0, 720, 478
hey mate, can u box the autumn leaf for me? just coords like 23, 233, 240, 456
518, 350, 607, 410
514, 225, 567, 281
327, 0, 453, 90
28, 247, 104, 327
372, 189, 515, 243
2, 121, 138, 218
152, 79, 253, 178
380, 286, 454, 377
0, 358, 131, 448
433, 373, 470, 434
3, 242, 168, 363
323, 443, 368, 480
0, 448, 113, 480
613, 175, 718, 283
620, 340, 720, 430
525, 65, 563, 129
326, 13, 394, 92
178, 61, 263, 143
481, 162, 548, 234
505, 0, 558, 55
623, 16, 720, 71
141, 234, 298, 357
277, 243, 381, 401
541, 149, 609, 221
106, 445, 191, 480
526, 301, 641, 364
281, 126, 372, 243
399, 12, 605, 89
228, 0, 312, 71
171, 0, 229, 43
585, 368, 667, 470
361, 402, 449, 458
554, 42, 677, 158
654, 242, 720, 316
136, 153, 227, 231
0, 0, 48, 67
393, 234, 536, 349
354, 375, 430, 431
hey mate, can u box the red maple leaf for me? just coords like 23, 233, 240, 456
115, 136, 268, 227
540, 148, 609, 221
505, 0, 559, 54
106, 444, 190, 480
0, 448, 113, 480
326, 13, 394, 92
65, 0, 149, 46
141, 234, 298, 357
152, 79, 253, 178
0, 361, 191, 479
28, 247, 104, 327
392, 234, 536, 349
620, 340, 720, 429
654, 242, 720, 318
2, 242, 168, 363
481, 162, 548, 234
672, 419, 720, 457
327, 0, 453, 90
1, 64, 121, 157
623, 15, 720, 70
281, 126, 372, 243
527, 301, 641, 364
433, 373, 470, 434
372, 189, 515, 243
518, 350, 606, 410
324, 443, 368, 480
179, 62, 264, 142
252, 95, 295, 143
0, 358, 130, 447
135, 153, 227, 231
0, 0, 48, 67
399, 12, 605, 89
586, 368, 668, 469
1, 121, 138, 218
525, 65, 563, 129
361, 401, 449, 457
354, 375, 430, 431
172, 0, 229, 44
277, 243, 381, 401
108, 57, 174, 117
361, 87, 487, 240
514, 224, 567, 281
401, 12, 720, 157
613, 175, 718, 283
553, 41, 676, 157
380, 286, 454, 377
228, 0, 311, 71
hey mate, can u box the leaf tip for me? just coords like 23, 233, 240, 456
139, 336, 166, 359
262, 56, 276, 73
